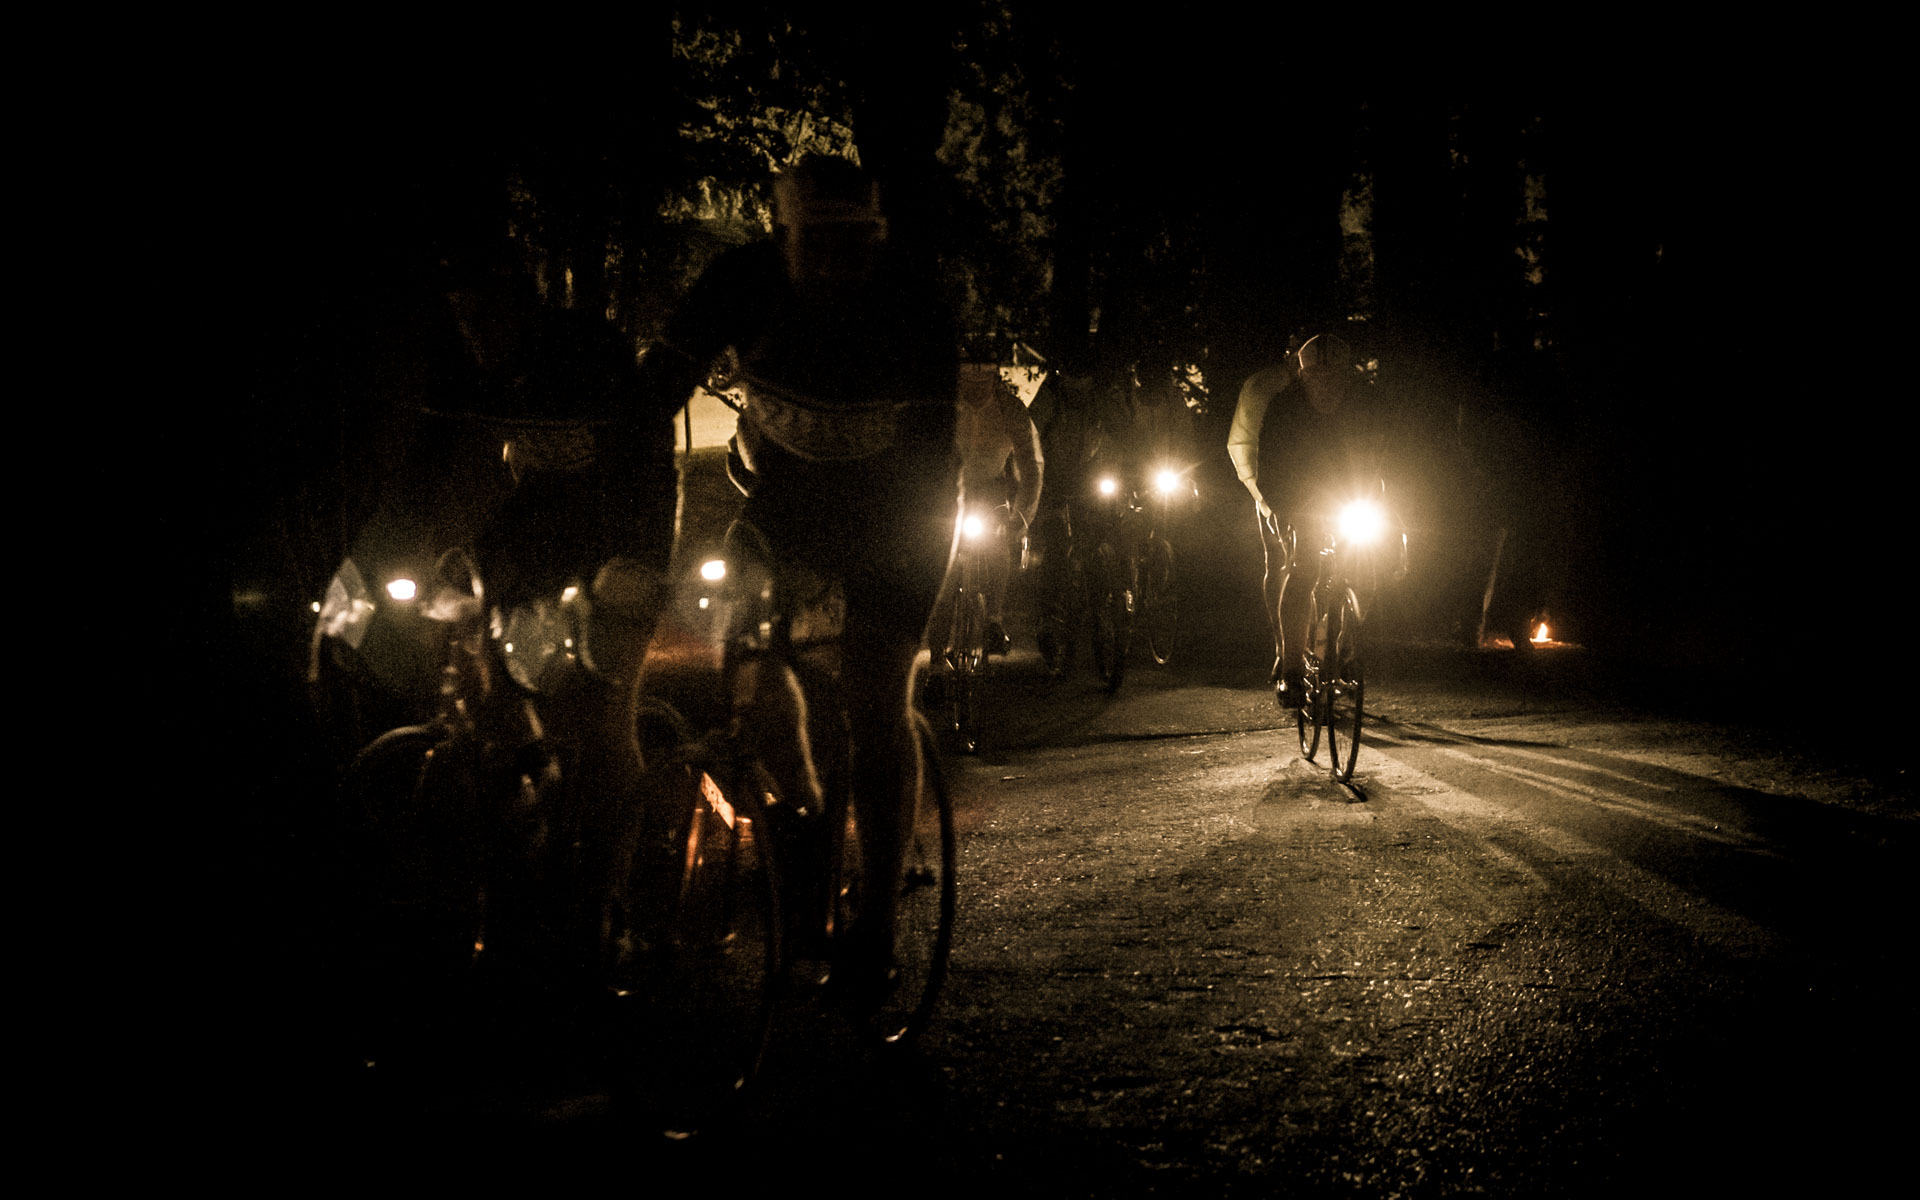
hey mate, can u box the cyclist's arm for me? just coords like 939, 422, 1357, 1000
1228, 364, 1291, 514
633, 243, 779, 421
1006, 390, 1044, 530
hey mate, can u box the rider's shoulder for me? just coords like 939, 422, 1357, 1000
1236, 362, 1296, 405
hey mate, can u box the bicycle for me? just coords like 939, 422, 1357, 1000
339, 539, 782, 1136
1083, 474, 1136, 694
1027, 474, 1134, 693
703, 369, 960, 1045
936, 499, 1021, 755
1031, 505, 1078, 680
1284, 486, 1402, 784
1135, 465, 1195, 668
711, 517, 959, 1048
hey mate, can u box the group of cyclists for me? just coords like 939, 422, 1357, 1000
347, 151, 1394, 1020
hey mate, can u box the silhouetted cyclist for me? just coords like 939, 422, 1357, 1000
1229, 332, 1402, 708
633, 156, 960, 1006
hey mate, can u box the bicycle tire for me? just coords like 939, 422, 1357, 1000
1038, 554, 1078, 678
344, 725, 486, 977
951, 585, 987, 755
608, 738, 782, 1136
829, 714, 958, 1047
1141, 537, 1177, 666
1324, 589, 1365, 784
1295, 589, 1324, 762
1089, 541, 1128, 693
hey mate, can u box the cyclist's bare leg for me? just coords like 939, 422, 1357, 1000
1275, 549, 1320, 689
1258, 509, 1286, 679
839, 629, 923, 989
576, 560, 676, 903
983, 523, 1014, 637
923, 555, 961, 659
732, 654, 824, 813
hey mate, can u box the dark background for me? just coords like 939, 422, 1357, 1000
211, 26, 1885, 684
192, 6, 1896, 986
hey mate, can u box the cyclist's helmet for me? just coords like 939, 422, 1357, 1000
772, 157, 887, 286
773, 156, 886, 231
1295, 333, 1353, 374
1297, 333, 1355, 412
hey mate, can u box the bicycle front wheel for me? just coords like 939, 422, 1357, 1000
1089, 541, 1128, 693
1323, 589, 1365, 784
609, 741, 781, 1135
831, 714, 958, 1047
344, 725, 485, 979
951, 585, 987, 755
1140, 537, 1177, 666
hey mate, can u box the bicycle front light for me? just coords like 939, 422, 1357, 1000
1338, 498, 1387, 546
1154, 469, 1180, 495
1098, 476, 1118, 497
961, 512, 989, 541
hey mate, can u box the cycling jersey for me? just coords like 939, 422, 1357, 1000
636, 239, 959, 645
955, 363, 1042, 524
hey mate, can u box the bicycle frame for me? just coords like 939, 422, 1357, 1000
939, 500, 1006, 754
1289, 487, 1397, 784
713, 517, 958, 1046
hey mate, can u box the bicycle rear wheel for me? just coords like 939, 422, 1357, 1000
1140, 537, 1177, 666
1089, 541, 1128, 693
830, 714, 957, 1046
1323, 590, 1365, 784
609, 727, 782, 1135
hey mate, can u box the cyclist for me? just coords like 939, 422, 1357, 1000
1027, 366, 1140, 659
1227, 331, 1400, 708
361, 160, 679, 815
632, 155, 959, 1004
929, 362, 1043, 657
1125, 358, 1200, 548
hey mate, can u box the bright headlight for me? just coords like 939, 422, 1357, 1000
1154, 469, 1180, 495
1098, 477, 1118, 496
962, 512, 987, 540
1338, 499, 1386, 546
700, 559, 727, 583
386, 577, 418, 602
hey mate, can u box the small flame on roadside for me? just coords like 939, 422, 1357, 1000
1532, 623, 1550, 644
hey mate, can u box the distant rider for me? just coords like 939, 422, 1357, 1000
931, 362, 1042, 656
1227, 332, 1399, 708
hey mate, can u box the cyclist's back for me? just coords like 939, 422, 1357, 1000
635, 156, 959, 1004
